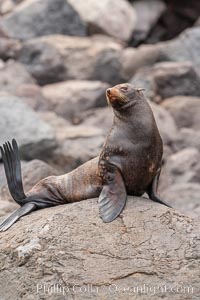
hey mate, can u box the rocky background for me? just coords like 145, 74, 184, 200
0, 0, 200, 219
0, 1, 200, 299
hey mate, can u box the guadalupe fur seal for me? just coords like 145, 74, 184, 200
0, 83, 171, 231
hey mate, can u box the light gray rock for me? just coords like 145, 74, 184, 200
161, 183, 200, 219
159, 148, 200, 192
0, 0, 86, 40
0, 0, 15, 15
0, 95, 57, 160
19, 35, 123, 85
39, 111, 104, 172
195, 17, 200, 26
175, 128, 200, 152
120, 44, 161, 80
41, 80, 109, 120
0, 159, 59, 206
68, 0, 136, 42
0, 197, 199, 300
123, 27, 200, 80
162, 96, 200, 130
77, 107, 113, 132
15, 83, 47, 111
0, 60, 35, 93
149, 101, 178, 146
0, 163, 6, 188
0, 37, 21, 60
159, 27, 200, 77
130, 62, 200, 103
132, 0, 166, 45
53, 134, 104, 172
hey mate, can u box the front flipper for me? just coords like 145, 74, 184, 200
0, 202, 37, 232
98, 166, 127, 223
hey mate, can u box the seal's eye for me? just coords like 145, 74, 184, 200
120, 86, 128, 92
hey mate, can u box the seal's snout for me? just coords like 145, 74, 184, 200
107, 88, 111, 96
106, 86, 129, 108
106, 87, 121, 104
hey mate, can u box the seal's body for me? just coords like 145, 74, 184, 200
0, 83, 170, 231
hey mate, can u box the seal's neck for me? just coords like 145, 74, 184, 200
113, 101, 137, 121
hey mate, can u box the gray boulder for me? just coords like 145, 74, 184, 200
0, 0, 86, 40
161, 183, 200, 219
175, 128, 200, 152
77, 107, 113, 131
132, 0, 166, 45
159, 148, 200, 192
149, 101, 178, 146
39, 111, 104, 172
0, 0, 15, 15
0, 59, 35, 93
0, 163, 6, 188
130, 62, 200, 103
0, 37, 21, 60
0, 95, 57, 160
68, 0, 136, 42
15, 83, 47, 111
122, 27, 200, 81
0, 197, 199, 299
159, 27, 200, 77
120, 44, 161, 80
41, 80, 109, 120
19, 35, 123, 85
162, 96, 200, 130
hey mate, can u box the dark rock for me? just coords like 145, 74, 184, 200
162, 96, 200, 130
159, 148, 200, 192
0, 197, 199, 299
19, 35, 123, 85
132, 0, 166, 45
0, 95, 57, 160
130, 62, 200, 103
0, 0, 86, 40
161, 183, 200, 219
0, 37, 21, 60
41, 80, 109, 120
144, 0, 200, 44
68, 0, 136, 42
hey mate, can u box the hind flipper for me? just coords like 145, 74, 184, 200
148, 169, 172, 208
0, 139, 26, 204
0, 202, 37, 232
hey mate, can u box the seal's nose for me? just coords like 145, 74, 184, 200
107, 88, 111, 95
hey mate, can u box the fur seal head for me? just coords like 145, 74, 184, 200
106, 83, 145, 111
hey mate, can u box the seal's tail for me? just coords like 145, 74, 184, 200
0, 140, 37, 231
0, 139, 27, 204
